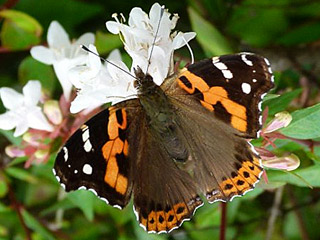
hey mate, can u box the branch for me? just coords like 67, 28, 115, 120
288, 187, 311, 240
7, 182, 32, 240
265, 186, 284, 240
0, 0, 19, 10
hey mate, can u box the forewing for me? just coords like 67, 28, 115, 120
54, 99, 140, 209
171, 53, 274, 138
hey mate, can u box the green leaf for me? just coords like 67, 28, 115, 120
278, 22, 320, 46
0, 129, 22, 145
280, 103, 320, 139
188, 7, 233, 56
0, 10, 42, 34
95, 31, 122, 55
7, 157, 28, 167
0, 202, 11, 213
18, 56, 57, 95
268, 165, 320, 187
40, 198, 74, 217
227, 7, 288, 47
15, 0, 102, 35
0, 181, 8, 198
21, 209, 55, 240
67, 190, 95, 221
5, 167, 38, 184
0, 10, 42, 50
263, 89, 302, 115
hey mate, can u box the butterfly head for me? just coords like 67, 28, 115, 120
133, 66, 157, 95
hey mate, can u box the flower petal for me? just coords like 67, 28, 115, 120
88, 44, 102, 73
0, 87, 24, 110
172, 32, 196, 50
47, 21, 70, 49
129, 7, 148, 28
23, 80, 41, 106
75, 33, 95, 46
0, 112, 17, 130
53, 60, 74, 100
30, 46, 56, 65
27, 108, 54, 132
13, 121, 29, 137
106, 21, 121, 34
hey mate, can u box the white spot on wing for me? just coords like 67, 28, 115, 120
74, 169, 78, 174
212, 56, 220, 63
88, 188, 98, 196
222, 70, 233, 79
252, 78, 257, 83
83, 164, 93, 175
133, 205, 139, 221
241, 83, 251, 94
63, 147, 68, 161
241, 54, 253, 66
55, 175, 60, 182
100, 197, 109, 204
212, 59, 233, 79
214, 62, 227, 70
84, 140, 92, 152
82, 129, 90, 142
258, 101, 262, 111
264, 58, 270, 66
113, 205, 122, 210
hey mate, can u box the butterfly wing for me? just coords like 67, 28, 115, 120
167, 52, 274, 138
53, 99, 140, 209
162, 53, 273, 202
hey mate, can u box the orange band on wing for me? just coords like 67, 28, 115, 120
178, 70, 248, 133
102, 108, 130, 195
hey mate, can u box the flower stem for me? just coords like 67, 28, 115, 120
220, 202, 227, 240
7, 182, 32, 240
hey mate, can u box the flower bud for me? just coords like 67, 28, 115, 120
5, 145, 25, 158
262, 153, 300, 171
264, 111, 292, 133
44, 100, 62, 125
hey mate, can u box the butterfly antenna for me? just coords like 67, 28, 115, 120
145, 6, 165, 75
81, 45, 138, 80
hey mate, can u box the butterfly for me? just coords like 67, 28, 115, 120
53, 52, 274, 233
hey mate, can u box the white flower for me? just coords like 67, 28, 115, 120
69, 45, 136, 113
106, 2, 196, 85
30, 21, 95, 100
0, 81, 54, 137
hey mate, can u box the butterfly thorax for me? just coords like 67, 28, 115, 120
134, 68, 189, 162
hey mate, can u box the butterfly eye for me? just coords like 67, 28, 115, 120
133, 79, 139, 88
